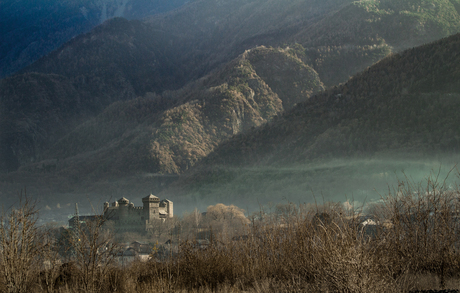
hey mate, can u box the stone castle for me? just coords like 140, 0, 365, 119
103, 194, 173, 233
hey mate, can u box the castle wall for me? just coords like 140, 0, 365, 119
104, 195, 173, 233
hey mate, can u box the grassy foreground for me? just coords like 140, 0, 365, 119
3, 172, 460, 292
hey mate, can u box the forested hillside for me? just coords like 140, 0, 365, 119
207, 34, 460, 165
18, 47, 323, 178
0, 0, 347, 174
163, 33, 460, 206
147, 0, 460, 86
0, 18, 186, 172
3, 0, 460, 175
291, 0, 460, 85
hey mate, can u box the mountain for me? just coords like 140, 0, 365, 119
4, 0, 460, 175
0, 0, 189, 78
0, 0, 350, 174
13, 46, 323, 180
160, 33, 460, 207
2, 0, 460, 217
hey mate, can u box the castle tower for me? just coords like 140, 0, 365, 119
160, 199, 173, 218
142, 194, 160, 222
118, 197, 129, 219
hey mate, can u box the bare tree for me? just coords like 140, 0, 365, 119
36, 223, 65, 293
0, 197, 43, 293
148, 216, 179, 243
204, 204, 249, 240
67, 213, 120, 292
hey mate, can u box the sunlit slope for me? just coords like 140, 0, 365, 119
17, 47, 323, 179
164, 33, 460, 204
209, 34, 460, 165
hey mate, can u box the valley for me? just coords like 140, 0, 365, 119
1, 0, 460, 223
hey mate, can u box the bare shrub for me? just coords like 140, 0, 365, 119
376, 171, 460, 289
36, 224, 65, 293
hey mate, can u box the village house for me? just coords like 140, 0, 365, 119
116, 241, 153, 266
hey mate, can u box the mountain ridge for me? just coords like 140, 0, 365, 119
0, 0, 190, 77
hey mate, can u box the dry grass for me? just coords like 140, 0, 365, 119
4, 173, 460, 292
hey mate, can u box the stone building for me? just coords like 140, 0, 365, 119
103, 194, 173, 233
